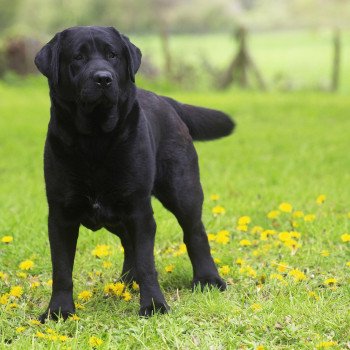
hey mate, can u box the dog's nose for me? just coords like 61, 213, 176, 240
93, 71, 113, 88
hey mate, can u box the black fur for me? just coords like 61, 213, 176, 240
34, 26, 234, 322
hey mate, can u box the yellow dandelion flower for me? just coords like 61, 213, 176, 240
214, 258, 221, 264
346, 261, 350, 267
239, 265, 257, 278
308, 291, 320, 300
283, 238, 301, 250
291, 221, 299, 228
278, 231, 291, 242
0, 293, 9, 305
89, 336, 103, 347
132, 281, 139, 291
212, 205, 226, 216
173, 243, 187, 256
215, 230, 230, 244
290, 231, 301, 239
36, 331, 46, 339
251, 226, 263, 234
10, 286, 23, 298
59, 335, 68, 342
122, 291, 132, 301
235, 258, 245, 266
277, 262, 289, 273
19, 259, 34, 271
256, 346, 265, 350
260, 231, 268, 241
238, 216, 251, 226
316, 194, 326, 205
304, 214, 316, 222
292, 210, 304, 218
239, 239, 252, 247
30, 281, 40, 288
218, 265, 230, 275
341, 233, 350, 242
111, 282, 125, 296
1, 235, 13, 243
320, 250, 330, 257
75, 303, 85, 310
316, 341, 337, 348
29, 319, 41, 326
207, 233, 216, 242
17, 272, 27, 278
102, 261, 112, 268
0, 272, 8, 280
288, 269, 307, 282
165, 265, 175, 273
279, 202, 292, 213
250, 303, 262, 312
324, 278, 337, 286
210, 194, 220, 201
104, 283, 116, 296
46, 279, 53, 286
236, 224, 248, 232
91, 244, 111, 258
270, 273, 284, 281
78, 290, 92, 301
16, 326, 26, 333
69, 314, 80, 321
267, 210, 280, 219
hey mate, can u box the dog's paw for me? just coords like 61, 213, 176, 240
39, 307, 75, 323
139, 302, 170, 317
192, 275, 227, 292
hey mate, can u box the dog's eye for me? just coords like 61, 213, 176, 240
108, 52, 118, 59
74, 54, 83, 61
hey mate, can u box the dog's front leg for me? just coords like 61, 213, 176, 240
39, 207, 79, 322
125, 199, 169, 316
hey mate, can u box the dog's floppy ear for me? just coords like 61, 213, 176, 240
34, 33, 61, 86
109, 27, 142, 82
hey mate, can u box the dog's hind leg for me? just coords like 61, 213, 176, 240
154, 147, 226, 291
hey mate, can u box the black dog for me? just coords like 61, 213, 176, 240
34, 26, 234, 321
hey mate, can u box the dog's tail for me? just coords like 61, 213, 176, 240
163, 97, 235, 141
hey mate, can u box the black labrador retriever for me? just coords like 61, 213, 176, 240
34, 26, 234, 321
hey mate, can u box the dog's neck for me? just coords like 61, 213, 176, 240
48, 86, 139, 147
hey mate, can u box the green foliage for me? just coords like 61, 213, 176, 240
0, 78, 349, 348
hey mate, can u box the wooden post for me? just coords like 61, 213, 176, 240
331, 29, 341, 92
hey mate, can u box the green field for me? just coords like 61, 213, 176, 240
0, 74, 350, 349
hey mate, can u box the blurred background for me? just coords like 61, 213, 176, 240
0, 0, 349, 93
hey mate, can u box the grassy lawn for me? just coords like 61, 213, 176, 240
0, 77, 349, 349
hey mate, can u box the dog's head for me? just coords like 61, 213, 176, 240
35, 26, 141, 133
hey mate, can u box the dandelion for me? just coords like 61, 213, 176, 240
75, 303, 85, 310
122, 291, 132, 301
46, 279, 53, 286
346, 262, 350, 267
250, 303, 262, 312
270, 273, 284, 281
288, 269, 307, 282
89, 336, 103, 347
292, 210, 304, 218
36, 331, 46, 338
207, 233, 216, 241
0, 272, 8, 280
214, 258, 221, 264
236, 224, 248, 232
275, 262, 288, 273
30, 281, 40, 288
239, 239, 252, 246
29, 319, 41, 326
10, 286, 23, 298
212, 205, 226, 216
1, 235, 13, 243
239, 265, 257, 278
267, 210, 280, 219
165, 265, 174, 273
278, 231, 291, 242
290, 231, 301, 239
320, 250, 330, 257
78, 290, 92, 301
238, 216, 251, 226
0, 293, 9, 305
316, 341, 337, 348
256, 346, 265, 350
59, 335, 68, 342
340, 233, 350, 242
308, 291, 320, 300
102, 261, 112, 268
316, 194, 326, 205
210, 194, 220, 201
16, 327, 26, 333
304, 214, 316, 222
173, 243, 187, 256
19, 259, 34, 271
69, 314, 80, 321
251, 226, 263, 234
216, 230, 230, 244
279, 202, 292, 213
132, 281, 139, 291
218, 265, 230, 275
17, 272, 27, 278
235, 258, 245, 266
92, 244, 111, 258
324, 278, 337, 286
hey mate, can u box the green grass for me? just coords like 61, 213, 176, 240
0, 77, 350, 349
